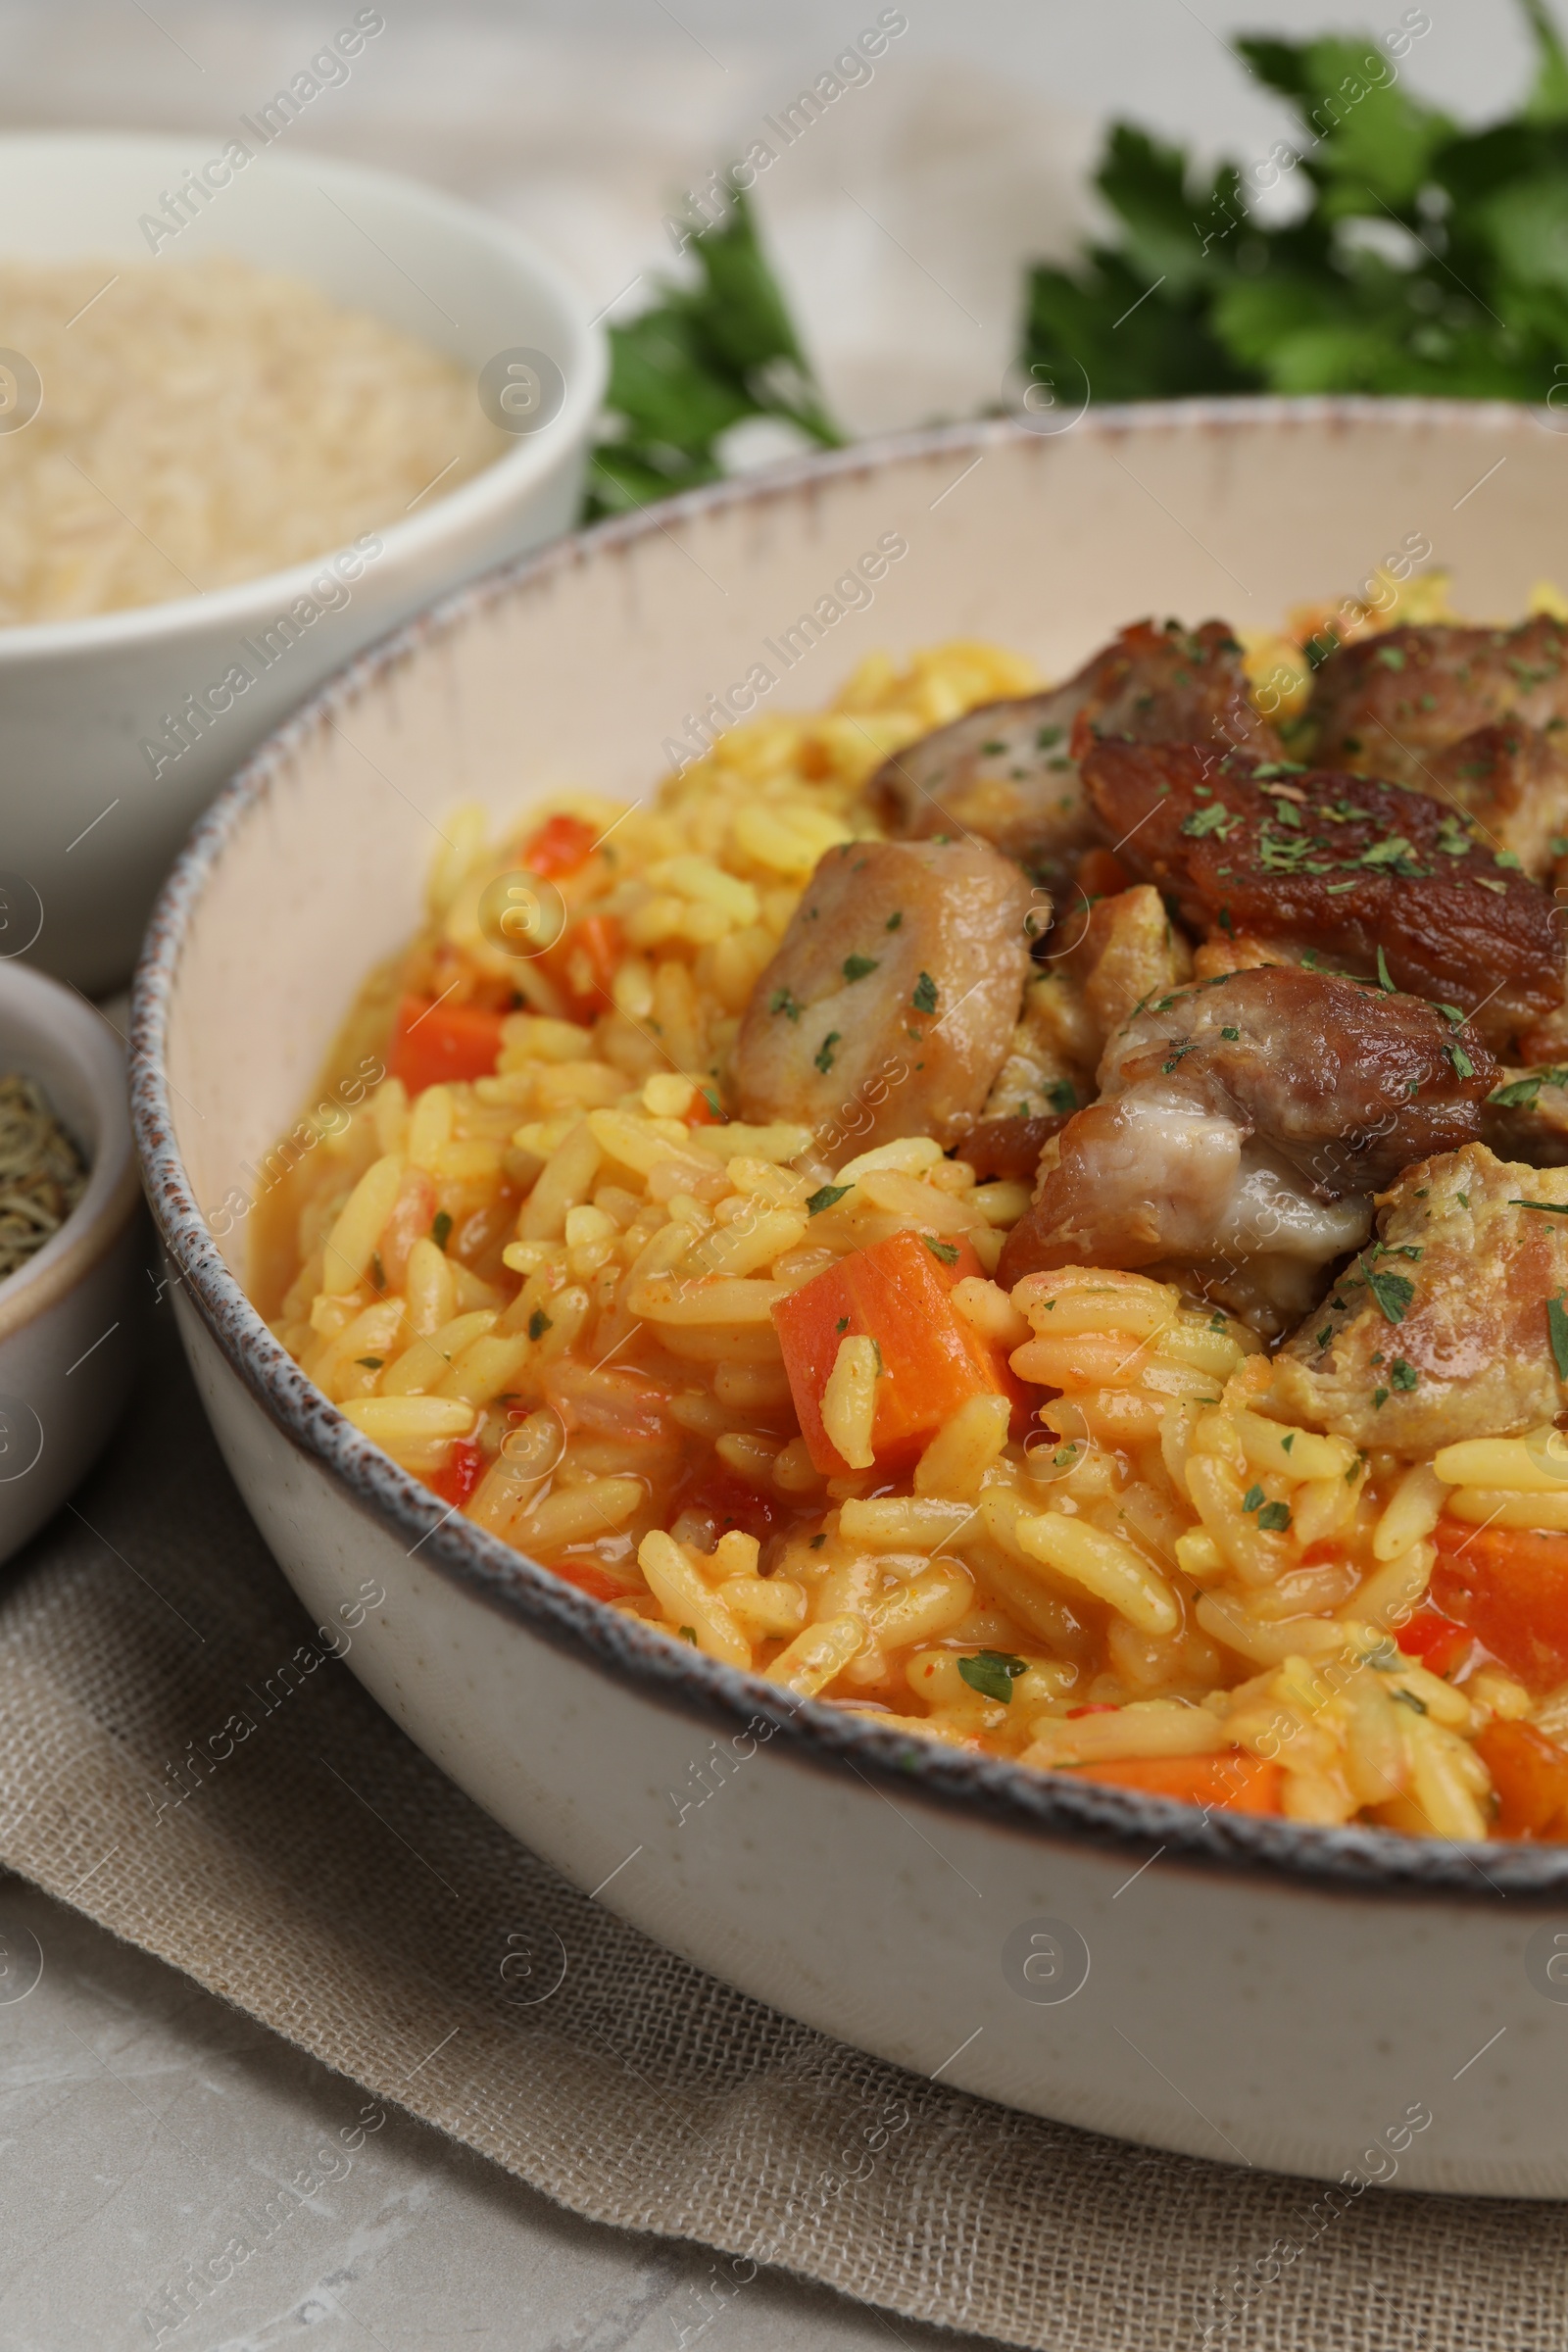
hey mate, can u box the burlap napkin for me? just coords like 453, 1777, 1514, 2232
1, 1300, 1564, 2351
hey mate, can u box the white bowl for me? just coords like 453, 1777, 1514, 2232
0, 130, 607, 995
131, 400, 1568, 2194
0, 959, 142, 1562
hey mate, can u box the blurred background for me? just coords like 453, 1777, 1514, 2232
1, 0, 1558, 438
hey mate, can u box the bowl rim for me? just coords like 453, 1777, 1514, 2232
129, 393, 1568, 1904
0, 128, 608, 662
0, 957, 140, 1345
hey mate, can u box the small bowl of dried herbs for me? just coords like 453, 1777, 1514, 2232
0, 959, 142, 1565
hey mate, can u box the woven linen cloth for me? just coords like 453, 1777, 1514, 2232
1, 1308, 1565, 2352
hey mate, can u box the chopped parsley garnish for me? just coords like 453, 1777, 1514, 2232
1510, 1198, 1568, 1214
911, 971, 939, 1015
806, 1183, 851, 1216
957, 1650, 1028, 1704
1046, 1079, 1077, 1113
768, 987, 804, 1021
431, 1210, 453, 1251
370, 1251, 386, 1290
527, 1308, 553, 1342
835, 1314, 850, 1333
1242, 1484, 1265, 1514
1256, 1500, 1293, 1532
1220, 1025, 1240, 1041
813, 1031, 842, 1074
1446, 1042, 1476, 1080
1035, 724, 1063, 750
1281, 1432, 1296, 1452
1315, 1325, 1333, 1349
1390, 1687, 1429, 1715
885, 910, 904, 931
808, 1533, 827, 1548
980, 739, 1006, 756
356, 1355, 384, 1370
1375, 946, 1395, 993
679, 1627, 699, 1645
1161, 1039, 1196, 1073
1181, 802, 1236, 839
1375, 645, 1405, 670
1362, 1258, 1414, 1325
842, 955, 879, 983
924, 1237, 961, 1265
1390, 1358, 1419, 1392
1491, 1067, 1568, 1107
1373, 1386, 1390, 1409
1550, 1293, 1568, 1384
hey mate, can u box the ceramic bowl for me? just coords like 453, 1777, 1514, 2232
0, 130, 606, 996
131, 400, 1568, 2194
0, 959, 142, 1563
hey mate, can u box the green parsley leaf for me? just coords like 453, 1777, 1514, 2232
813, 1031, 842, 1073
1376, 945, 1396, 993
924, 1237, 961, 1265
885, 910, 904, 930
679, 1626, 699, 1645
527, 1308, 553, 1342
1221, 1025, 1240, 1041
1363, 1259, 1415, 1325
1256, 1500, 1293, 1533
1446, 1041, 1476, 1079
431, 1210, 453, 1251
911, 971, 939, 1015
1373, 1386, 1390, 1409
1181, 802, 1236, 839
806, 1183, 851, 1216
1550, 1293, 1568, 1384
835, 1314, 850, 1333
1046, 1078, 1077, 1113
1375, 645, 1406, 670
1242, 1483, 1265, 1514
808, 1533, 827, 1548
1510, 1198, 1568, 1214
369, 1251, 386, 1290
1390, 1687, 1429, 1715
957, 1650, 1028, 1704
356, 1356, 384, 1370
842, 955, 879, 982
768, 987, 803, 1021
1491, 1066, 1568, 1107
1390, 1358, 1419, 1391
1315, 1325, 1333, 1348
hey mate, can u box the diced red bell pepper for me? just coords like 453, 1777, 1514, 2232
675, 1467, 786, 1545
1394, 1601, 1475, 1681
521, 811, 598, 879
388, 994, 507, 1094
551, 1558, 636, 1604
1431, 1517, 1568, 1693
1474, 1720, 1568, 1839
429, 1439, 484, 1509
773, 1228, 1029, 1477
1062, 1753, 1283, 1815
1066, 1703, 1121, 1719
542, 912, 623, 1022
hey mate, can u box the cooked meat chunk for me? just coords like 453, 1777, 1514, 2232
959, 1113, 1071, 1183
998, 966, 1494, 1334
977, 884, 1195, 1131
1268, 1144, 1568, 1456
732, 840, 1034, 1165
1482, 1064, 1568, 1166
1422, 723, 1568, 884
862, 618, 1281, 888
1310, 615, 1568, 789
1082, 740, 1564, 1054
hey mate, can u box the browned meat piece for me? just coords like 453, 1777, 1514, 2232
998, 966, 1494, 1334
978, 884, 1196, 1129
959, 1113, 1070, 1183
1482, 1064, 1568, 1166
1082, 740, 1564, 1054
732, 840, 1034, 1165
1310, 615, 1568, 790
862, 618, 1282, 888
1268, 1144, 1568, 1456
1421, 723, 1568, 884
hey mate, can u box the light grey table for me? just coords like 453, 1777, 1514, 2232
0, 1876, 998, 2352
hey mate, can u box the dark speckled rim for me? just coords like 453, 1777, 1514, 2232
128, 396, 1568, 1905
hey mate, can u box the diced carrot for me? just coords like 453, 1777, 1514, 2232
542, 912, 623, 1021
686, 1084, 725, 1126
1431, 1517, 1568, 1692
522, 811, 598, 879
1066, 1703, 1120, 1719
388, 994, 507, 1094
1394, 1601, 1475, 1681
1074, 847, 1130, 901
772, 1228, 1030, 1477
1062, 1753, 1283, 1815
1474, 1720, 1568, 1839
429, 1439, 484, 1509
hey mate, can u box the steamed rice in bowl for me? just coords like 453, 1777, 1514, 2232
248, 597, 1568, 1847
